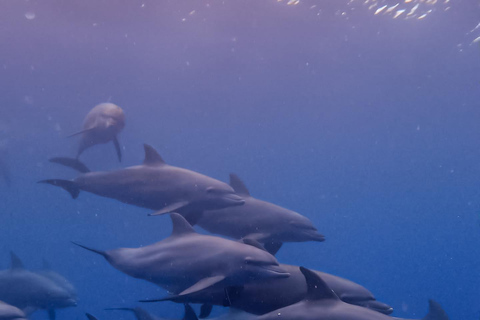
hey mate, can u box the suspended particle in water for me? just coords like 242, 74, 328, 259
25, 12, 35, 20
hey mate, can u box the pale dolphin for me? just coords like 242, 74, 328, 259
106, 304, 198, 320
70, 102, 125, 161
0, 253, 77, 319
73, 213, 289, 297
197, 174, 324, 254
143, 264, 392, 316
39, 144, 245, 224
0, 301, 27, 320
252, 267, 449, 320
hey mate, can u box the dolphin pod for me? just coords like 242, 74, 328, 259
39, 144, 245, 224
0, 253, 77, 320
70, 103, 125, 161
142, 263, 392, 317
73, 213, 289, 296
197, 173, 325, 254
233, 267, 449, 320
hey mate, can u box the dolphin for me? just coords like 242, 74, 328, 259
37, 259, 78, 319
39, 144, 245, 224
143, 264, 392, 317
70, 102, 125, 161
0, 301, 27, 320
197, 174, 324, 254
252, 267, 449, 320
73, 213, 289, 297
0, 253, 77, 319
106, 304, 198, 320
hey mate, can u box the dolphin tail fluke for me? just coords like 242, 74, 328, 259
49, 157, 90, 173
423, 300, 449, 320
38, 179, 80, 199
71, 242, 107, 258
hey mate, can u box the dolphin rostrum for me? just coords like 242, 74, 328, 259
197, 174, 324, 254
73, 213, 289, 297
142, 263, 392, 317
39, 144, 245, 223
70, 102, 125, 161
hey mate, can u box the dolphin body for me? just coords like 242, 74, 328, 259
37, 259, 78, 318
71, 103, 125, 161
0, 253, 77, 319
107, 305, 198, 320
74, 213, 289, 297
39, 144, 245, 224
196, 174, 324, 254
0, 301, 27, 320
145, 264, 392, 317
252, 267, 449, 320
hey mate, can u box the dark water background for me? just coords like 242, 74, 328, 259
1, 0, 480, 319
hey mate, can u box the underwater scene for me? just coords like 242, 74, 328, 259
1, 0, 480, 320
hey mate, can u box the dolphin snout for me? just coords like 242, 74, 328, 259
223, 193, 245, 206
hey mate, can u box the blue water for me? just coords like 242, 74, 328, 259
1, 0, 480, 319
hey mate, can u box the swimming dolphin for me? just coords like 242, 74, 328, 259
37, 259, 78, 319
197, 174, 324, 254
143, 264, 392, 317
73, 213, 289, 297
70, 102, 125, 161
252, 267, 448, 320
0, 253, 77, 319
39, 144, 245, 224
106, 304, 198, 320
0, 301, 27, 320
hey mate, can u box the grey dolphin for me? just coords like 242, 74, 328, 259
253, 267, 448, 320
106, 304, 198, 320
197, 174, 324, 254
143, 264, 392, 316
74, 213, 289, 296
39, 144, 245, 224
37, 259, 78, 319
0, 253, 77, 318
70, 102, 125, 161
0, 301, 27, 320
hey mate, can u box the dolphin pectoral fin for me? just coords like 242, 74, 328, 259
38, 179, 80, 199
49, 157, 90, 173
48, 309, 56, 320
149, 201, 190, 216
199, 304, 213, 319
183, 304, 199, 320
67, 127, 96, 138
263, 241, 283, 256
85, 313, 99, 320
179, 275, 226, 296
113, 136, 122, 162
241, 238, 267, 251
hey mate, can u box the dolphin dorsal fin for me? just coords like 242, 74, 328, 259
300, 267, 339, 301
229, 174, 250, 196
170, 213, 196, 236
10, 252, 24, 270
423, 300, 449, 320
143, 144, 166, 166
